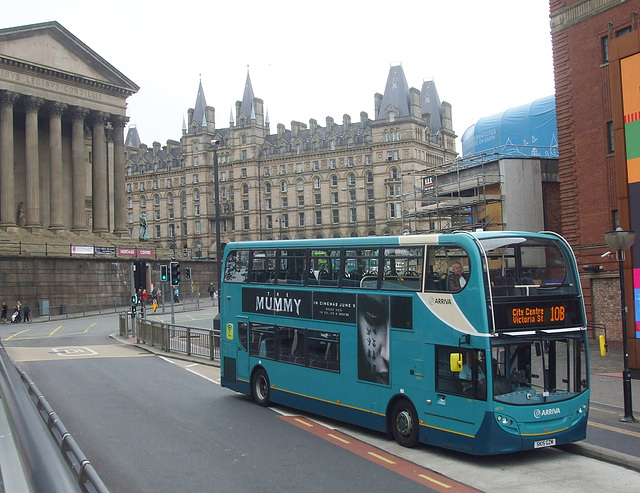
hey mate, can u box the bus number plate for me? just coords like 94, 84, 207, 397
534, 438, 556, 449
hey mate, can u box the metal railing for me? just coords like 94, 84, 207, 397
121, 315, 220, 361
0, 343, 109, 492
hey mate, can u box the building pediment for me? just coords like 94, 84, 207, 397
0, 21, 138, 95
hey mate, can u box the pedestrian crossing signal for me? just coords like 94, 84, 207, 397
185, 267, 192, 280
161, 264, 168, 281
170, 261, 180, 285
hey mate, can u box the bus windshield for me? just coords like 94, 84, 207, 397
481, 236, 579, 298
491, 333, 588, 405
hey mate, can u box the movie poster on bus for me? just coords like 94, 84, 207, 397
312, 292, 356, 323
357, 294, 390, 385
242, 287, 312, 319
620, 52, 640, 339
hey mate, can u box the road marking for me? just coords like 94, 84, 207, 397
419, 474, 452, 489
368, 451, 396, 464
49, 326, 63, 337
83, 322, 97, 333
294, 418, 314, 427
51, 347, 98, 357
589, 420, 640, 438
327, 433, 350, 444
3, 329, 29, 341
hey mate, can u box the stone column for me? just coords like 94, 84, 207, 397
92, 111, 109, 233
48, 102, 67, 231
71, 107, 89, 232
25, 96, 44, 229
0, 90, 19, 227
112, 115, 129, 236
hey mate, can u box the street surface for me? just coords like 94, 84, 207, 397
2, 308, 640, 492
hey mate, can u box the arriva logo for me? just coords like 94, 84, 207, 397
534, 408, 561, 418
428, 297, 452, 306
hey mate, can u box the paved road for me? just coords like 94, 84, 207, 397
3, 308, 640, 492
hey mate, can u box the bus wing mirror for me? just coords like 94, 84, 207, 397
599, 335, 607, 357
450, 353, 463, 372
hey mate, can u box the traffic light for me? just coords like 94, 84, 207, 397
131, 304, 136, 314
185, 267, 192, 280
170, 261, 180, 285
131, 295, 136, 304
160, 264, 168, 282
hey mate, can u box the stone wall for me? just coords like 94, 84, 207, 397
0, 256, 216, 316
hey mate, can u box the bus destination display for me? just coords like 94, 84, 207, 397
510, 304, 566, 327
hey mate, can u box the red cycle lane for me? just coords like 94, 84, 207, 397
280, 415, 480, 493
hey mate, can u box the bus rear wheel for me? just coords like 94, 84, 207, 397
391, 399, 419, 448
251, 368, 271, 407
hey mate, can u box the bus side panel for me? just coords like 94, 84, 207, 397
269, 386, 387, 434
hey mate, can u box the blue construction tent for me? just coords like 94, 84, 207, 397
461, 95, 559, 163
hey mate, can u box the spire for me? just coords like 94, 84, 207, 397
229, 107, 235, 125
377, 63, 411, 120
193, 77, 207, 127
125, 125, 141, 147
239, 68, 255, 121
265, 108, 270, 125
182, 115, 186, 133
421, 79, 442, 139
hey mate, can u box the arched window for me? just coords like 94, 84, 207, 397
390, 167, 399, 179
127, 197, 133, 208
280, 180, 288, 193
366, 171, 374, 184
265, 182, 272, 194
140, 196, 147, 208
182, 192, 187, 204
313, 176, 321, 189
154, 194, 160, 206
347, 173, 356, 186
297, 179, 304, 191
167, 192, 174, 205
242, 183, 249, 195
194, 189, 200, 201
331, 175, 338, 187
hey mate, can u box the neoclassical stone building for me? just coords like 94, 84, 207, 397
124, 65, 458, 257
0, 22, 138, 235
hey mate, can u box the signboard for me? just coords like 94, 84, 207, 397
620, 53, 640, 339
71, 245, 93, 255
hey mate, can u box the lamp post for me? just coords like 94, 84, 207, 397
605, 227, 637, 422
211, 140, 222, 295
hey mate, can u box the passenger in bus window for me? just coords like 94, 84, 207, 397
357, 294, 390, 385
448, 261, 468, 291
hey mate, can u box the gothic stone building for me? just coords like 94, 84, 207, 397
124, 65, 457, 258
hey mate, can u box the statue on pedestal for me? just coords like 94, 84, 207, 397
139, 212, 148, 241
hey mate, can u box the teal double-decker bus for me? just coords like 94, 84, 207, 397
219, 231, 589, 455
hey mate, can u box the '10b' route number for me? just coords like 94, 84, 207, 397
550, 305, 565, 322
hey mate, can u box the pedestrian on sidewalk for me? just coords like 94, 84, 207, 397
1, 302, 7, 325
152, 298, 158, 313
23, 302, 31, 323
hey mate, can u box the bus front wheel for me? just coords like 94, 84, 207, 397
390, 399, 419, 448
251, 368, 271, 407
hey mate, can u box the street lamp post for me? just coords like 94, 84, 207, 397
605, 227, 637, 423
211, 140, 222, 295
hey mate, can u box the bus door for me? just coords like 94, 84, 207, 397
431, 346, 487, 442
235, 317, 250, 383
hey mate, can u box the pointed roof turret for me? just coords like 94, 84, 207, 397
193, 77, 207, 127
125, 125, 141, 147
377, 64, 410, 120
230, 107, 235, 125
239, 68, 255, 121
421, 79, 442, 137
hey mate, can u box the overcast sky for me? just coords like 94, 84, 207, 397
2, 1, 555, 150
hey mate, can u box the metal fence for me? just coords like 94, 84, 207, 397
120, 314, 220, 361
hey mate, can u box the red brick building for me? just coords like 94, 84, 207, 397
550, 1, 640, 365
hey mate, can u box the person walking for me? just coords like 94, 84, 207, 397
208, 283, 215, 301
1, 302, 7, 325
23, 302, 31, 323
